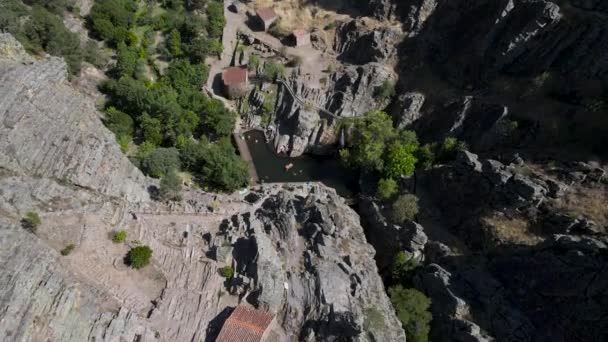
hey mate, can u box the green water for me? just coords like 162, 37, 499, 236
243, 131, 359, 198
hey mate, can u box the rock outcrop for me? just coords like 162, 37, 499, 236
359, 197, 428, 270
334, 18, 402, 65
408, 151, 608, 341
413, 96, 512, 150
397, 0, 608, 85
216, 188, 406, 341
0, 34, 148, 202
271, 63, 395, 156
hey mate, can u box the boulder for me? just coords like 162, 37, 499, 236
391, 91, 425, 128
334, 18, 402, 65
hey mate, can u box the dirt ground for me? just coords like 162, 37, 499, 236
251, 0, 357, 32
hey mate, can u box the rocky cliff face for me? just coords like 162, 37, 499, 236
216, 188, 406, 341
0, 34, 405, 341
271, 62, 396, 157
0, 34, 149, 202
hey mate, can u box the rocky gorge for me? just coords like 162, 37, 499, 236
1, 0, 607, 341
0, 32, 405, 341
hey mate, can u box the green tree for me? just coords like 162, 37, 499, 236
263, 61, 285, 81
377, 178, 398, 200
391, 251, 418, 284
127, 245, 153, 269
115, 42, 139, 78
340, 111, 396, 171
199, 98, 236, 139
206, 1, 225, 38
159, 169, 182, 201
136, 141, 156, 160
178, 138, 209, 170
104, 107, 134, 138
207, 38, 223, 58
22, 6, 83, 75
22, 211, 42, 233
164, 59, 208, 91
140, 147, 181, 178
374, 80, 395, 101
391, 194, 419, 223
384, 142, 418, 179
436, 137, 467, 164
388, 285, 432, 342
88, 0, 137, 46
83, 40, 108, 68
416, 144, 435, 170
112, 230, 127, 243
188, 36, 210, 63
168, 28, 182, 57
199, 139, 249, 191
140, 113, 164, 146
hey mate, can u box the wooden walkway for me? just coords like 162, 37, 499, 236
233, 132, 259, 184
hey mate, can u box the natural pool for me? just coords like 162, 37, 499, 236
243, 130, 359, 198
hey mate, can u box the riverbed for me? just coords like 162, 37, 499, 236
243, 131, 358, 198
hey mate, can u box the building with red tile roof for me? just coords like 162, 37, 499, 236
216, 305, 274, 342
255, 7, 278, 31
222, 67, 249, 99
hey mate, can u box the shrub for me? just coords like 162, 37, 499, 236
377, 178, 398, 200
392, 194, 419, 223
248, 54, 260, 71
112, 230, 127, 243
21, 6, 83, 75
340, 111, 396, 171
127, 245, 153, 269
206, 0, 225, 38
22, 211, 41, 232
219, 265, 234, 279
140, 147, 181, 178
159, 169, 182, 201
391, 251, 418, 284
60, 244, 75, 256
374, 80, 395, 101
416, 144, 435, 170
388, 285, 432, 342
436, 137, 467, 164
384, 141, 418, 179
263, 61, 285, 81
198, 139, 249, 192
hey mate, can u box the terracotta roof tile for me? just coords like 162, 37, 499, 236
256, 7, 277, 22
216, 306, 274, 342
222, 67, 248, 86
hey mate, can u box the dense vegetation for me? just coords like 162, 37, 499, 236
388, 251, 432, 341
339, 111, 446, 340
389, 285, 432, 342
340, 110, 466, 201
89, 0, 248, 192
0, 0, 91, 75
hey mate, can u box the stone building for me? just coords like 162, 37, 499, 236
291, 29, 311, 47
255, 7, 278, 31
222, 66, 249, 99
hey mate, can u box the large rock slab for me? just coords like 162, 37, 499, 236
0, 34, 148, 202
